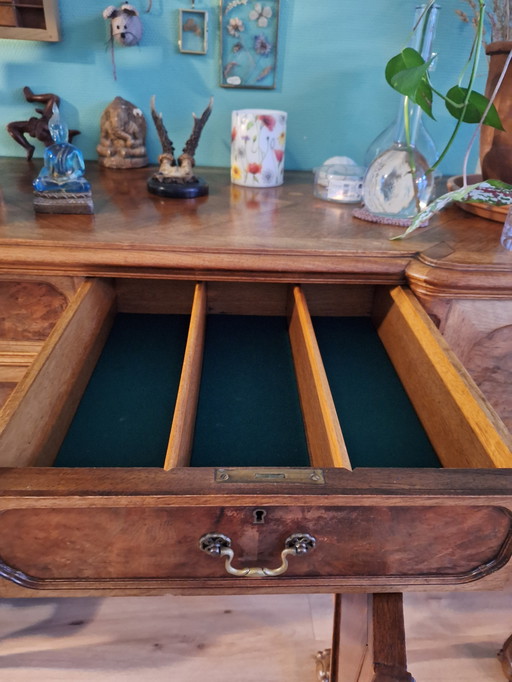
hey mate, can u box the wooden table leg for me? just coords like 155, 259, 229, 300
498, 633, 512, 680
321, 593, 415, 682
371, 594, 414, 682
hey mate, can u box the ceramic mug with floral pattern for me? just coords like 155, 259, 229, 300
231, 109, 287, 187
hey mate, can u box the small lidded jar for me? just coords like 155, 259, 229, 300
313, 157, 364, 204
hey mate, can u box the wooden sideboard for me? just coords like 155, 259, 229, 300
0, 158, 511, 681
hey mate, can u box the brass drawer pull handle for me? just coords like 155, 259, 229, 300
199, 532, 316, 577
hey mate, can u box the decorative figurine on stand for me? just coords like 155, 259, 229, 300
97, 97, 148, 168
147, 95, 213, 198
33, 104, 93, 214
7, 87, 80, 161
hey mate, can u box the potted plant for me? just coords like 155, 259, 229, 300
386, 1, 502, 173
365, 1, 512, 237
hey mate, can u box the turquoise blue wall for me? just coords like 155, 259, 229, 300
0, 1, 484, 174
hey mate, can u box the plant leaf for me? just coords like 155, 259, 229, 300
385, 47, 424, 84
385, 48, 434, 118
464, 179, 512, 205
391, 183, 482, 240
445, 86, 504, 130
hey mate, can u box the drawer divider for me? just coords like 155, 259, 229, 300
164, 282, 206, 469
288, 285, 352, 470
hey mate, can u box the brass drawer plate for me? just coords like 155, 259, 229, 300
215, 468, 325, 484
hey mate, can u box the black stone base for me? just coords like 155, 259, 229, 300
147, 176, 209, 199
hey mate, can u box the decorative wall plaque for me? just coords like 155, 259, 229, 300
220, 0, 279, 89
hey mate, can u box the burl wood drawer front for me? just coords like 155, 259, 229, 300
0, 505, 509, 589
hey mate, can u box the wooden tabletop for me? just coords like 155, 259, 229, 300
0, 158, 511, 295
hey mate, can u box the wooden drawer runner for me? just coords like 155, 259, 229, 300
0, 277, 511, 596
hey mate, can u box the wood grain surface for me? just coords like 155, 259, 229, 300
0, 159, 510, 298
416, 297, 512, 434
0, 281, 68, 340
0, 158, 510, 607
0, 505, 508, 589
374, 287, 512, 469
0, 279, 116, 467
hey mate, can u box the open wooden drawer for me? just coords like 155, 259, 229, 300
0, 277, 511, 597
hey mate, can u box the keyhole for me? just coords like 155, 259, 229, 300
253, 509, 267, 524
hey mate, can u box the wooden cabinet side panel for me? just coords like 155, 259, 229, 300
0, 279, 116, 467
373, 287, 512, 469
427, 298, 512, 434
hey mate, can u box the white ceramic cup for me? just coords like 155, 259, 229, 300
231, 109, 287, 187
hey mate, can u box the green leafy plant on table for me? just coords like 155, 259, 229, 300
386, 0, 511, 237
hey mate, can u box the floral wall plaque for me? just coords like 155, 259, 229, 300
220, 0, 279, 89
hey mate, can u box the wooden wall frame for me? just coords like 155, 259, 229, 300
0, 0, 60, 42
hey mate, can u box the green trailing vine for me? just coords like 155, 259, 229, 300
383, 0, 511, 237
386, 0, 502, 170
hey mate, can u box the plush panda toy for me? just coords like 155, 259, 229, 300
103, 3, 143, 47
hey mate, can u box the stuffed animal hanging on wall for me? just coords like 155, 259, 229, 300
103, 2, 148, 79
103, 3, 143, 47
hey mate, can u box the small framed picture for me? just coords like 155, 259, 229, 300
178, 8, 208, 55
220, 0, 279, 89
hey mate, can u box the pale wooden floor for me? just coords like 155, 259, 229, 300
0, 591, 510, 681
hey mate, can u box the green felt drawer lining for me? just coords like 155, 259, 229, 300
54, 313, 190, 468
313, 317, 440, 468
189, 315, 309, 468
54, 312, 439, 469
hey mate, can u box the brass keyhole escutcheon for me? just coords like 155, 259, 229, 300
253, 509, 267, 524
